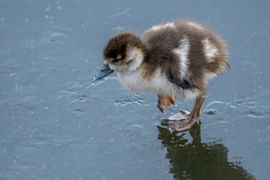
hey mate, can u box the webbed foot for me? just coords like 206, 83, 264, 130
161, 109, 200, 132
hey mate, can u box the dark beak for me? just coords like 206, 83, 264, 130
94, 63, 114, 80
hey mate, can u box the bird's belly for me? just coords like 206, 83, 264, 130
118, 70, 199, 99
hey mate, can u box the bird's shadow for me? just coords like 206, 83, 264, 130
157, 124, 255, 180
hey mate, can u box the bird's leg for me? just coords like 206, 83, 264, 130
189, 94, 206, 123
157, 95, 176, 113
161, 91, 206, 132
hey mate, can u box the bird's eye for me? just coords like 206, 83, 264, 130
111, 58, 120, 63
108, 57, 121, 64
112, 59, 118, 63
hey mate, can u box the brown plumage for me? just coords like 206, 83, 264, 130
103, 20, 229, 132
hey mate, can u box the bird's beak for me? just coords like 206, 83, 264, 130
94, 63, 114, 80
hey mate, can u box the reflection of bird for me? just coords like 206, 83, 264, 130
157, 125, 255, 180
103, 21, 229, 131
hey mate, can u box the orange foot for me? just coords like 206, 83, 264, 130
157, 95, 176, 113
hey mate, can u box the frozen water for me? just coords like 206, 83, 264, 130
0, 0, 270, 180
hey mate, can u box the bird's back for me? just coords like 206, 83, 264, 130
142, 21, 228, 92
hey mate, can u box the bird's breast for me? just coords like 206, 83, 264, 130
118, 68, 177, 96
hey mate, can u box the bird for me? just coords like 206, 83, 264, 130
103, 20, 229, 132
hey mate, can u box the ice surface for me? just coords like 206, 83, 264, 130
0, 0, 270, 180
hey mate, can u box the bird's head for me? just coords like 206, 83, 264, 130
103, 32, 146, 73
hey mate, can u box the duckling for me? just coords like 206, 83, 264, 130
103, 20, 229, 132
